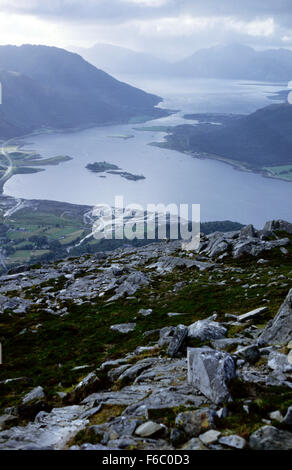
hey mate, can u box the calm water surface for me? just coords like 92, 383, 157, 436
4, 77, 292, 227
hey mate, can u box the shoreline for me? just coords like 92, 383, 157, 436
152, 142, 292, 184
0, 109, 173, 145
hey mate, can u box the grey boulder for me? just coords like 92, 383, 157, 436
110, 323, 136, 334
259, 289, 292, 346
187, 347, 236, 404
167, 325, 188, 358
249, 425, 292, 450
187, 320, 227, 342
22, 386, 45, 404
175, 408, 215, 438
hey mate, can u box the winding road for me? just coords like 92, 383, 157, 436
0, 137, 16, 188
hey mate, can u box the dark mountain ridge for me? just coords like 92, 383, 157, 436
0, 45, 167, 139
162, 103, 292, 170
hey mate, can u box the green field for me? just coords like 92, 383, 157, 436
264, 165, 292, 181
0, 201, 94, 270
133, 126, 172, 132
0, 144, 72, 194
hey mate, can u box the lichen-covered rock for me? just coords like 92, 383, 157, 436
199, 430, 221, 445
199, 224, 290, 260
188, 320, 227, 341
237, 307, 268, 322
249, 425, 292, 450
283, 406, 292, 426
135, 421, 166, 438
235, 345, 260, 364
117, 358, 157, 384
0, 406, 88, 450
167, 325, 188, 357
175, 408, 215, 438
187, 347, 236, 404
268, 350, 292, 374
259, 289, 292, 346
182, 437, 207, 450
110, 323, 136, 334
263, 220, 292, 235
22, 386, 45, 404
218, 434, 246, 449
138, 308, 152, 316
69, 372, 100, 403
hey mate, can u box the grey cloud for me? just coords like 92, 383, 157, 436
2, 1, 292, 24
2, 0, 292, 56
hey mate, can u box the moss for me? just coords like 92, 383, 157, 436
1, 239, 291, 413
89, 404, 126, 425
216, 379, 292, 438
227, 324, 247, 338
148, 405, 199, 427
72, 428, 102, 446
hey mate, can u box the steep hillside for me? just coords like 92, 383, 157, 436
161, 104, 292, 173
0, 45, 167, 139
0, 219, 292, 450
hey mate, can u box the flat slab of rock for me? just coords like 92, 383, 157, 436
22, 386, 45, 404
148, 256, 215, 274
237, 307, 268, 322
199, 430, 221, 445
0, 405, 88, 450
219, 434, 246, 449
187, 347, 236, 404
259, 288, 292, 346
117, 358, 157, 383
135, 421, 165, 438
138, 309, 152, 317
182, 437, 207, 450
110, 323, 136, 334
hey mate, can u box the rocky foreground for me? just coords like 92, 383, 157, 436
0, 220, 292, 450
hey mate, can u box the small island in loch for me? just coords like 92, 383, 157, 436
86, 161, 145, 181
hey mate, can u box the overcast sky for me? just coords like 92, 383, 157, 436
0, 0, 292, 59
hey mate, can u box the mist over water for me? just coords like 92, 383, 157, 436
4, 77, 292, 227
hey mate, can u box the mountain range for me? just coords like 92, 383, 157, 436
176, 44, 292, 82
73, 43, 172, 76
0, 45, 166, 139
74, 43, 292, 82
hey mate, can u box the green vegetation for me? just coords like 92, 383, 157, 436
158, 105, 292, 181
0, 143, 72, 194
0, 234, 291, 412
134, 126, 172, 132
264, 165, 292, 181
0, 200, 93, 270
